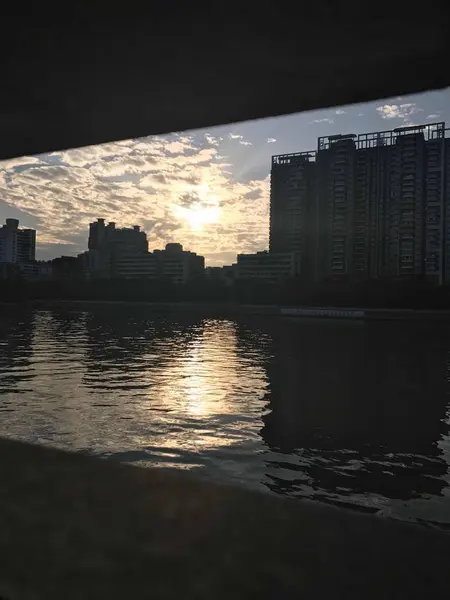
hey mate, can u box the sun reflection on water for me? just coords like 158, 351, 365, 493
138, 319, 269, 454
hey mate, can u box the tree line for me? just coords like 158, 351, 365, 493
2, 276, 450, 309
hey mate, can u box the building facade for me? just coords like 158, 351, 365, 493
19, 261, 52, 280
83, 222, 205, 282
84, 219, 151, 279
236, 251, 300, 283
205, 265, 235, 286
111, 249, 157, 280
0, 219, 36, 264
153, 243, 204, 284
88, 219, 148, 253
270, 122, 450, 284
384, 129, 426, 279
316, 134, 357, 281
269, 152, 316, 279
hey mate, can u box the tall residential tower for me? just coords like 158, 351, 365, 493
269, 122, 450, 284
0, 219, 36, 264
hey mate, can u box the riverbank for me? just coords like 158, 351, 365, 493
4, 298, 450, 320
0, 437, 449, 599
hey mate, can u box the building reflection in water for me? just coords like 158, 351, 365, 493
0, 308, 90, 446
260, 318, 450, 515
0, 307, 35, 398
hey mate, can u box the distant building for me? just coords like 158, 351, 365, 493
19, 261, 52, 281
88, 219, 148, 252
236, 251, 300, 283
83, 221, 205, 282
153, 243, 205, 283
0, 219, 36, 263
205, 265, 235, 286
111, 249, 157, 280
0, 260, 52, 281
84, 219, 151, 279
51, 256, 83, 280
0, 262, 20, 280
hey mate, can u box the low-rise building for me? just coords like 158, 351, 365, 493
79, 247, 157, 280
236, 251, 300, 283
111, 249, 157, 279
0, 262, 20, 280
82, 222, 205, 282
19, 261, 52, 280
0, 260, 53, 281
154, 243, 204, 283
51, 256, 83, 280
205, 265, 236, 286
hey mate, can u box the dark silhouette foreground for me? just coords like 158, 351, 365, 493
0, 438, 449, 599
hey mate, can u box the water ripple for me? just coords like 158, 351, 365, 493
0, 307, 450, 528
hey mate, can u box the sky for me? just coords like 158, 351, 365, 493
0, 88, 449, 266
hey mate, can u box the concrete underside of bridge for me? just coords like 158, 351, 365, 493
1, 2, 449, 159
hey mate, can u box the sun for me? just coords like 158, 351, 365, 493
173, 204, 221, 231
172, 183, 221, 231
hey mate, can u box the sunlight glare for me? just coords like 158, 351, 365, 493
172, 182, 221, 231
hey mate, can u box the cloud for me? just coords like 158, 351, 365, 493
163, 140, 195, 155
357, 113, 364, 117
335, 109, 346, 115
204, 251, 238, 266
267, 138, 276, 143
309, 118, 334, 124
234, 164, 269, 184
375, 103, 422, 122
243, 188, 262, 200
204, 133, 220, 146
228, 132, 252, 146
0, 129, 269, 266
0, 156, 42, 170
426, 114, 440, 120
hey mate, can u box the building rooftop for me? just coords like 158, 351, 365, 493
272, 122, 449, 159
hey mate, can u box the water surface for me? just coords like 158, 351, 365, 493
1, 306, 449, 527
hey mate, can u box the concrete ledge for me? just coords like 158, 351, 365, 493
0, 438, 449, 599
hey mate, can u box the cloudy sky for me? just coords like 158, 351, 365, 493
1, 88, 449, 266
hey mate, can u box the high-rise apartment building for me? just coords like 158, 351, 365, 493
424, 132, 446, 280
354, 134, 391, 280
385, 129, 426, 279
445, 137, 450, 282
0, 219, 36, 264
269, 152, 316, 278
269, 122, 450, 284
316, 134, 357, 281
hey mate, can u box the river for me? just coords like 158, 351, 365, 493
1, 305, 449, 527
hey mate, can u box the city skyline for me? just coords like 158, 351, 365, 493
0, 88, 449, 266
